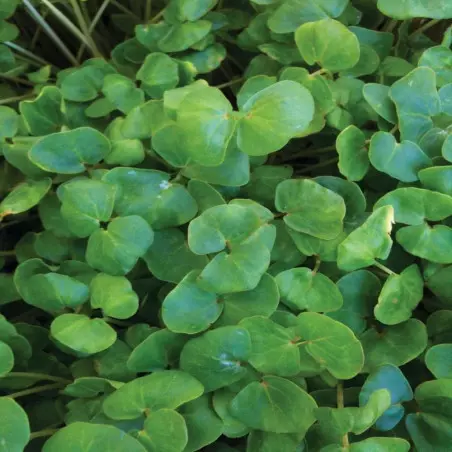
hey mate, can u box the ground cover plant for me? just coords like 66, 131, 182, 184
1, 0, 452, 450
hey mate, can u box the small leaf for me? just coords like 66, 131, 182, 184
43, 422, 145, 452
0, 398, 30, 451
103, 370, 204, 420
236, 81, 315, 156
102, 73, 144, 113
275, 179, 346, 240
363, 83, 397, 124
29, 127, 111, 174
425, 344, 452, 379
162, 270, 222, 334
0, 340, 14, 376
180, 326, 252, 391
158, 20, 212, 53
296, 312, 364, 379
90, 273, 139, 319
86, 215, 154, 275
51, 314, 117, 356
276, 268, 343, 312
230, 376, 317, 433
0, 178, 51, 219
295, 19, 360, 72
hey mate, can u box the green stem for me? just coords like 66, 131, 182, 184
145, 0, 152, 21
4, 41, 52, 67
7, 372, 72, 384
282, 145, 336, 161
296, 157, 338, 175
8, 382, 64, 399
110, 0, 141, 20
149, 8, 165, 23
374, 261, 396, 276
103, 317, 133, 327
68, 0, 103, 58
337, 382, 349, 448
312, 255, 321, 274
383, 19, 398, 33
0, 250, 15, 257
216, 77, 245, 89
310, 68, 328, 77
30, 428, 60, 440
389, 124, 399, 135
22, 0, 79, 66
0, 93, 35, 105
0, 74, 35, 87
410, 19, 441, 38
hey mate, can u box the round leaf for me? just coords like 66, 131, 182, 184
0, 397, 30, 451
0, 340, 14, 376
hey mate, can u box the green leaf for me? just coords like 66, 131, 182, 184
419, 166, 452, 196
102, 74, 144, 113
374, 264, 424, 325
212, 389, 249, 438
268, 0, 348, 33
180, 394, 223, 452
216, 273, 279, 326
136, 53, 179, 98
176, 86, 234, 166
43, 422, 146, 451
103, 168, 197, 229
51, 314, 116, 355
180, 325, 252, 391
167, 0, 217, 22
90, 273, 139, 319
0, 106, 18, 140
103, 370, 204, 420
374, 188, 452, 225
19, 86, 64, 136
350, 437, 410, 451
0, 340, 13, 376
0, 178, 51, 220
337, 206, 394, 271
275, 179, 346, 240
230, 376, 317, 433
377, 0, 452, 19
296, 312, 364, 379
360, 319, 428, 372
158, 21, 212, 53
389, 67, 441, 142
295, 19, 360, 72
246, 431, 302, 452
29, 127, 111, 174
162, 270, 222, 334
239, 316, 303, 377
236, 81, 315, 156
14, 258, 90, 312
135, 409, 188, 452
86, 215, 153, 275
187, 180, 225, 213
0, 397, 30, 451
57, 178, 116, 238
143, 228, 207, 284
0, 274, 20, 305
336, 125, 370, 181
127, 329, 187, 373
363, 83, 397, 124
369, 132, 432, 182
63, 377, 120, 398
276, 268, 343, 312
397, 223, 452, 264
425, 344, 452, 379
180, 44, 226, 74
419, 46, 452, 88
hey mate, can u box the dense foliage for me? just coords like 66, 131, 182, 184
1, 0, 452, 450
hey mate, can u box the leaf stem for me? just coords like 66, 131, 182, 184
7, 372, 72, 384
312, 255, 321, 274
22, 0, 80, 66
383, 19, 398, 33
4, 41, 52, 67
110, 0, 141, 20
149, 8, 165, 23
103, 317, 133, 327
0, 250, 15, 257
0, 74, 35, 87
337, 382, 349, 448
282, 145, 336, 161
30, 428, 60, 440
296, 157, 338, 175
145, 0, 152, 21
410, 19, 441, 38
310, 68, 328, 77
0, 93, 35, 105
216, 77, 245, 89
374, 261, 396, 276
8, 382, 64, 399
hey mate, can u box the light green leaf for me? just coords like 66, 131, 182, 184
90, 273, 139, 319
425, 344, 452, 379
377, 0, 452, 19
102, 74, 144, 113
212, 389, 249, 438
158, 21, 212, 53
103, 370, 204, 420
276, 268, 343, 312
230, 376, 317, 433
337, 206, 394, 271
180, 325, 252, 391
0, 397, 30, 452
419, 166, 452, 196
295, 19, 360, 72
51, 314, 117, 355
275, 179, 346, 240
29, 127, 111, 174
0, 178, 51, 220
363, 83, 397, 124
236, 81, 315, 156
